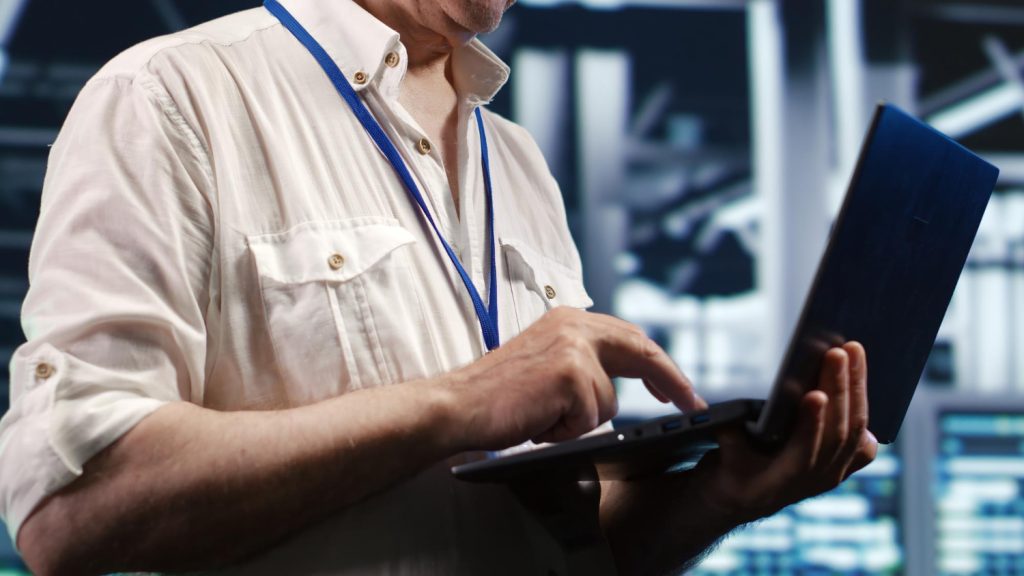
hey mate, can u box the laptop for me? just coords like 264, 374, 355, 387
452, 103, 999, 483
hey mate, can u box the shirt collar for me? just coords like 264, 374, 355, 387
454, 39, 511, 106
272, 0, 510, 104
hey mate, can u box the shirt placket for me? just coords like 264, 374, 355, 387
457, 104, 487, 299
361, 52, 493, 331
371, 106, 461, 260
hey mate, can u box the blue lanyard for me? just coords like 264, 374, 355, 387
264, 0, 500, 352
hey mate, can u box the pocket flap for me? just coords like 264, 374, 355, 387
500, 237, 594, 309
248, 218, 416, 286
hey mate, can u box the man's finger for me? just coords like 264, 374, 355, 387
843, 341, 868, 440
643, 379, 670, 403
779, 391, 828, 473
585, 314, 705, 411
832, 342, 868, 468
819, 347, 850, 466
594, 373, 619, 424
842, 430, 879, 480
534, 382, 600, 444
595, 326, 705, 412
534, 372, 602, 444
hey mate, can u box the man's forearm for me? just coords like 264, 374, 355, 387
15, 306, 710, 575
18, 378, 463, 575
600, 475, 743, 576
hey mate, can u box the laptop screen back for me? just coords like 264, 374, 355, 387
755, 105, 999, 445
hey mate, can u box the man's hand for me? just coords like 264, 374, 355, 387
441, 307, 705, 451
693, 341, 878, 523
601, 341, 878, 576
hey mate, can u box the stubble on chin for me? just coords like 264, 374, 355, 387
445, 0, 513, 35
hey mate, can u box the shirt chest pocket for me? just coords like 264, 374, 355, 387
248, 218, 430, 403
500, 237, 594, 334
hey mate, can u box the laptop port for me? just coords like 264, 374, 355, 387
690, 413, 711, 426
661, 419, 683, 432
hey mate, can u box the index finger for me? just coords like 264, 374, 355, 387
589, 315, 707, 412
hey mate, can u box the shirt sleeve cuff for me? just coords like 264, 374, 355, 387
0, 344, 170, 546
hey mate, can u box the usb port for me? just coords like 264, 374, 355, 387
661, 419, 683, 432
690, 413, 711, 426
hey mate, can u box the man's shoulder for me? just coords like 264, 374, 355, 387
479, 108, 530, 140
93, 8, 278, 82
478, 108, 548, 164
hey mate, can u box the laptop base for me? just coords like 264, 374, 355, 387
453, 399, 764, 482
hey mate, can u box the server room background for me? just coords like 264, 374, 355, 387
0, 0, 1022, 574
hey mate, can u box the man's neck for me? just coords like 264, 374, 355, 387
354, 0, 472, 77
354, 0, 469, 216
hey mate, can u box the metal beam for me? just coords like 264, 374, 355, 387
919, 49, 1024, 117
982, 36, 1024, 126
922, 3, 1024, 26
577, 49, 630, 313
981, 153, 1024, 186
925, 35, 1024, 142
0, 126, 57, 147
0, 0, 27, 45
149, 0, 187, 32
826, 0, 868, 212
747, 0, 785, 384
927, 82, 1023, 140
0, 0, 30, 82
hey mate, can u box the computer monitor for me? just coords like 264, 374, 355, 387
910, 393, 1024, 576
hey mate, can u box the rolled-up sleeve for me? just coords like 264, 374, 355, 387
0, 72, 215, 542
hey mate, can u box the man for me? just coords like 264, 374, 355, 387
1, 0, 877, 574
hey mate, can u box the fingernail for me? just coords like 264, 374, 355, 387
867, 430, 878, 445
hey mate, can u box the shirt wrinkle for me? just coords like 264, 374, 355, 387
136, 76, 218, 203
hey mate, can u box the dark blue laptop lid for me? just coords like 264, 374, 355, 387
755, 104, 1000, 444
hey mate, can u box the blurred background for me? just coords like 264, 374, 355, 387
0, 0, 1022, 573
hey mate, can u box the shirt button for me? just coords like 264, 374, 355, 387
384, 51, 400, 68
353, 70, 368, 85
417, 137, 432, 155
35, 362, 55, 379
328, 253, 345, 270
544, 285, 557, 300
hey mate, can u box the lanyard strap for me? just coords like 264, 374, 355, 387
265, 0, 500, 351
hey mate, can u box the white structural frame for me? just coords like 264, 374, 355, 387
0, 0, 29, 83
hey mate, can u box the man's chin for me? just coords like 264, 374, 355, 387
460, 16, 503, 37
447, 1, 509, 37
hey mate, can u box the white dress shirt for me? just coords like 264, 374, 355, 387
0, 1, 603, 573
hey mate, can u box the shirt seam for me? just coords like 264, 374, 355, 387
89, 18, 282, 86
134, 78, 213, 192
128, 74, 221, 394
